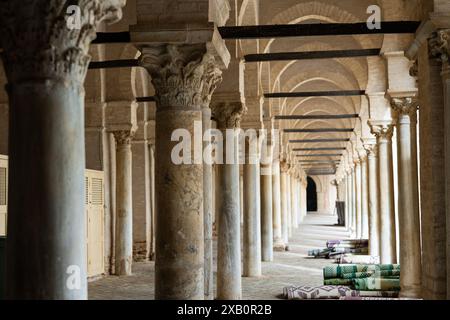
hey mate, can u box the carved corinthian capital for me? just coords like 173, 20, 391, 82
390, 97, 419, 121
369, 120, 395, 141
0, 0, 126, 84
429, 30, 450, 64
210, 101, 247, 129
139, 44, 223, 110
113, 130, 135, 146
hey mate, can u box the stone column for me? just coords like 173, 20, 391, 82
260, 145, 273, 261
211, 101, 246, 300
370, 121, 397, 264
111, 126, 137, 276
1, 1, 125, 299
280, 161, 290, 246
354, 158, 362, 239
202, 107, 214, 300
243, 134, 262, 277
390, 97, 422, 298
430, 29, 450, 299
351, 167, 357, 235
364, 142, 381, 257
286, 172, 292, 238
291, 172, 299, 229
272, 158, 285, 251
360, 155, 369, 239
346, 170, 352, 231
141, 45, 223, 300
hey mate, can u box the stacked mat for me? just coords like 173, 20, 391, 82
323, 264, 400, 291
281, 285, 399, 300
308, 239, 369, 259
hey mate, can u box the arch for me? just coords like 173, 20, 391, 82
307, 176, 318, 212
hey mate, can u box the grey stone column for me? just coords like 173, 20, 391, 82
280, 161, 290, 246
430, 29, 450, 299
141, 45, 222, 300
360, 155, 369, 239
364, 142, 381, 257
272, 159, 285, 250
260, 145, 273, 261
112, 130, 135, 276
286, 173, 292, 238
212, 101, 246, 300
354, 158, 362, 239
1, 1, 125, 299
202, 107, 214, 299
243, 135, 262, 277
371, 121, 397, 264
391, 97, 422, 298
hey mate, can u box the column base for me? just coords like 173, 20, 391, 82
399, 286, 422, 299
273, 243, 287, 252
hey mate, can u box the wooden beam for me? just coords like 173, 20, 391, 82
88, 59, 139, 70
218, 21, 420, 39
289, 139, 350, 143
266, 90, 364, 98
245, 48, 380, 62
284, 128, 353, 133
92, 32, 131, 44
275, 114, 359, 120
136, 96, 157, 103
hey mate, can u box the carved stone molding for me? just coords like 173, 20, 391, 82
369, 121, 395, 141
113, 130, 135, 146
390, 97, 419, 121
364, 143, 378, 158
0, 0, 126, 84
210, 101, 246, 129
429, 29, 450, 64
140, 44, 223, 110
409, 60, 419, 78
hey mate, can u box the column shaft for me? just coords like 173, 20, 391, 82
280, 167, 289, 245
114, 135, 134, 276
354, 161, 362, 238
272, 160, 284, 250
260, 163, 273, 261
367, 147, 380, 256
360, 157, 369, 239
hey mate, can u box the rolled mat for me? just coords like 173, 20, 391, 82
324, 279, 354, 286
335, 255, 380, 265
281, 285, 399, 300
353, 277, 400, 291
323, 264, 400, 279
326, 239, 368, 249
341, 269, 400, 279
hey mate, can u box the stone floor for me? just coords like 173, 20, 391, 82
88, 212, 350, 300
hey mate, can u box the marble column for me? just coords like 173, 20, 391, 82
202, 107, 214, 300
141, 45, 222, 300
272, 159, 285, 251
354, 158, 362, 239
280, 161, 290, 246
350, 167, 357, 235
371, 121, 397, 264
212, 101, 245, 300
346, 171, 352, 231
1, 1, 125, 299
243, 134, 262, 277
360, 155, 369, 240
113, 129, 136, 276
291, 173, 299, 229
391, 97, 422, 298
286, 173, 292, 238
260, 147, 273, 261
364, 142, 380, 257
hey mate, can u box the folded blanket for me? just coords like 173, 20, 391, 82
282, 285, 399, 300
353, 277, 400, 291
336, 255, 380, 265
323, 264, 400, 279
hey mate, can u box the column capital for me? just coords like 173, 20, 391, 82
369, 120, 395, 140
113, 130, 135, 146
140, 44, 223, 110
211, 101, 246, 129
389, 96, 419, 122
280, 160, 290, 173
0, 0, 125, 84
429, 29, 450, 64
363, 142, 378, 158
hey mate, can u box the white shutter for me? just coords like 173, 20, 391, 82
85, 170, 105, 278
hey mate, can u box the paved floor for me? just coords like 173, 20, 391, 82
88, 212, 350, 300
